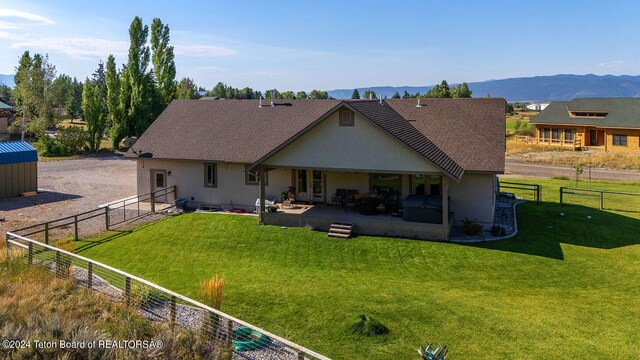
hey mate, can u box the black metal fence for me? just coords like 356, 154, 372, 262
498, 181, 541, 202
560, 187, 640, 212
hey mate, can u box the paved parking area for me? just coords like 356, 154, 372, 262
1, 156, 137, 238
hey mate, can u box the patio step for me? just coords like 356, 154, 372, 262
328, 222, 353, 239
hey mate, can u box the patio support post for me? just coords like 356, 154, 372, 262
442, 176, 449, 227
259, 167, 266, 224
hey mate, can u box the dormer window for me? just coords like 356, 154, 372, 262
569, 111, 608, 118
339, 109, 354, 126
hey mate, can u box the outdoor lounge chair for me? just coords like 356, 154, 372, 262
332, 189, 346, 206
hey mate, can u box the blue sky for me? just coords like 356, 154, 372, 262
1, 0, 640, 91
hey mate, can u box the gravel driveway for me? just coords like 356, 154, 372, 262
1, 156, 137, 239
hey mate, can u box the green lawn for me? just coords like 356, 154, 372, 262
75, 178, 640, 359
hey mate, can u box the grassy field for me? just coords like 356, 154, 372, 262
74, 178, 640, 359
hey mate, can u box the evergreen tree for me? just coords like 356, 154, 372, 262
296, 91, 307, 99
280, 91, 296, 99
351, 89, 360, 99
391, 91, 401, 99
401, 90, 412, 99
151, 18, 176, 107
64, 77, 83, 122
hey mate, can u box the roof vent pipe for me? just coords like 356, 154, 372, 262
259, 97, 263, 108
379, 96, 383, 105
369, 93, 372, 100
416, 98, 422, 108
270, 90, 275, 106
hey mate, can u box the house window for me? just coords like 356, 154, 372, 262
539, 128, 550, 141
339, 109, 354, 126
564, 129, 576, 143
413, 175, 441, 195
204, 163, 217, 187
613, 134, 627, 146
551, 129, 562, 143
370, 173, 401, 195
569, 111, 608, 118
245, 166, 268, 185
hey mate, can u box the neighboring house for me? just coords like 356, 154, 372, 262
127, 98, 505, 240
0, 97, 15, 138
0, 141, 38, 199
531, 98, 640, 150
526, 102, 549, 111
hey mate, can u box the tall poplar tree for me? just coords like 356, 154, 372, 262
151, 18, 176, 107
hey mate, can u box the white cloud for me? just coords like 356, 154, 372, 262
0, 8, 54, 29
0, 31, 237, 60
173, 44, 236, 57
596, 60, 640, 71
0, 31, 128, 59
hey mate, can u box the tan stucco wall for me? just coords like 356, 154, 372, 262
137, 159, 291, 210
448, 172, 496, 228
262, 110, 442, 173
605, 128, 640, 151
325, 171, 369, 198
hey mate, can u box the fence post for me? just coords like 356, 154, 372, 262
87, 262, 93, 289
537, 185, 541, 202
600, 192, 604, 210
45, 222, 49, 245
151, 193, 156, 213
227, 319, 233, 345
560, 187, 564, 205
105, 207, 110, 230
55, 250, 61, 278
5, 234, 9, 251
74, 215, 79, 242
170, 296, 176, 327
297, 351, 306, 360
28, 241, 33, 264
125, 276, 131, 306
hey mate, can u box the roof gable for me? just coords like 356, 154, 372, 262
258, 104, 448, 175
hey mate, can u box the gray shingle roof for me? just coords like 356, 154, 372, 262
386, 98, 506, 173
127, 98, 505, 177
531, 98, 640, 129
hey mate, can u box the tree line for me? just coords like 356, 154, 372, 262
350, 80, 472, 100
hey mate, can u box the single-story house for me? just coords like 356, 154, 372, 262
531, 98, 640, 151
0, 141, 38, 199
127, 98, 505, 240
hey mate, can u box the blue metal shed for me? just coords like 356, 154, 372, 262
0, 141, 38, 198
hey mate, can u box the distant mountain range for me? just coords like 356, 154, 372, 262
0, 74, 14, 87
3, 73, 640, 102
327, 74, 640, 102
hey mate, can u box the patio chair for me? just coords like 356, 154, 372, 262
332, 189, 346, 206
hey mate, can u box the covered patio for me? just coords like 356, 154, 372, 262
263, 201, 454, 240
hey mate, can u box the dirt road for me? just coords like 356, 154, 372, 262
504, 158, 640, 181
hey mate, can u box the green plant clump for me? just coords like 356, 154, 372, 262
348, 314, 389, 336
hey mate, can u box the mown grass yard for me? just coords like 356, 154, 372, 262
75, 178, 640, 359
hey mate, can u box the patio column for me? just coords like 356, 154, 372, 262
441, 176, 449, 227
258, 167, 266, 224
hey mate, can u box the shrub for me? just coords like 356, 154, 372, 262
491, 225, 501, 236
131, 284, 167, 308
348, 314, 389, 336
37, 126, 89, 156
462, 218, 483, 236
